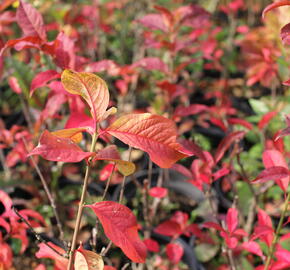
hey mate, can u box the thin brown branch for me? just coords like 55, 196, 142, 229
23, 137, 65, 243
13, 207, 67, 258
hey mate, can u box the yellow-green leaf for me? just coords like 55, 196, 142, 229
61, 70, 109, 123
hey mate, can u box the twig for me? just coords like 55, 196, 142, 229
119, 146, 132, 203
0, 148, 11, 180
101, 146, 133, 257
264, 193, 290, 270
67, 132, 98, 270
150, 168, 164, 221
13, 207, 67, 258
121, 263, 130, 270
100, 241, 113, 256
23, 137, 65, 243
101, 163, 116, 201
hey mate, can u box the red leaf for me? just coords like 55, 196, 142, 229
170, 163, 193, 179
281, 23, 290, 45
226, 208, 238, 234
104, 266, 117, 270
16, 0, 46, 40
203, 222, 224, 231
178, 139, 207, 161
105, 113, 190, 168
18, 209, 46, 227
0, 241, 12, 269
0, 36, 43, 56
257, 209, 273, 229
283, 79, 290, 86
213, 167, 230, 181
8, 77, 22, 94
34, 264, 46, 270
228, 118, 253, 130
36, 242, 67, 270
174, 104, 208, 117
252, 166, 289, 184
258, 111, 278, 130
224, 235, 238, 249
28, 130, 93, 163
262, 150, 289, 192
65, 111, 95, 135
166, 243, 184, 264
143, 238, 160, 253
40, 93, 67, 121
275, 247, 290, 263
210, 117, 227, 132
137, 14, 168, 32
100, 163, 116, 181
242, 241, 265, 259
30, 70, 60, 96
262, 0, 290, 19
132, 57, 169, 73
214, 131, 245, 163
86, 201, 147, 263
171, 211, 189, 228
154, 220, 182, 237
0, 217, 10, 233
0, 190, 12, 214
87, 60, 119, 75
148, 187, 168, 198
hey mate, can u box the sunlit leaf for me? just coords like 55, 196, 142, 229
28, 130, 93, 162
262, 0, 290, 19
51, 128, 87, 144
86, 201, 147, 263
61, 70, 109, 123
105, 113, 190, 168
74, 245, 104, 270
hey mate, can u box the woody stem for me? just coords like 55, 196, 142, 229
67, 131, 98, 270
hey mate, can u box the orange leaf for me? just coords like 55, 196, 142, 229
262, 0, 290, 19
61, 70, 109, 123
86, 201, 147, 263
51, 128, 88, 143
94, 145, 135, 176
104, 113, 190, 168
74, 245, 104, 270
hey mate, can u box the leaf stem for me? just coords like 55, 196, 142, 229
67, 131, 98, 270
264, 192, 290, 270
